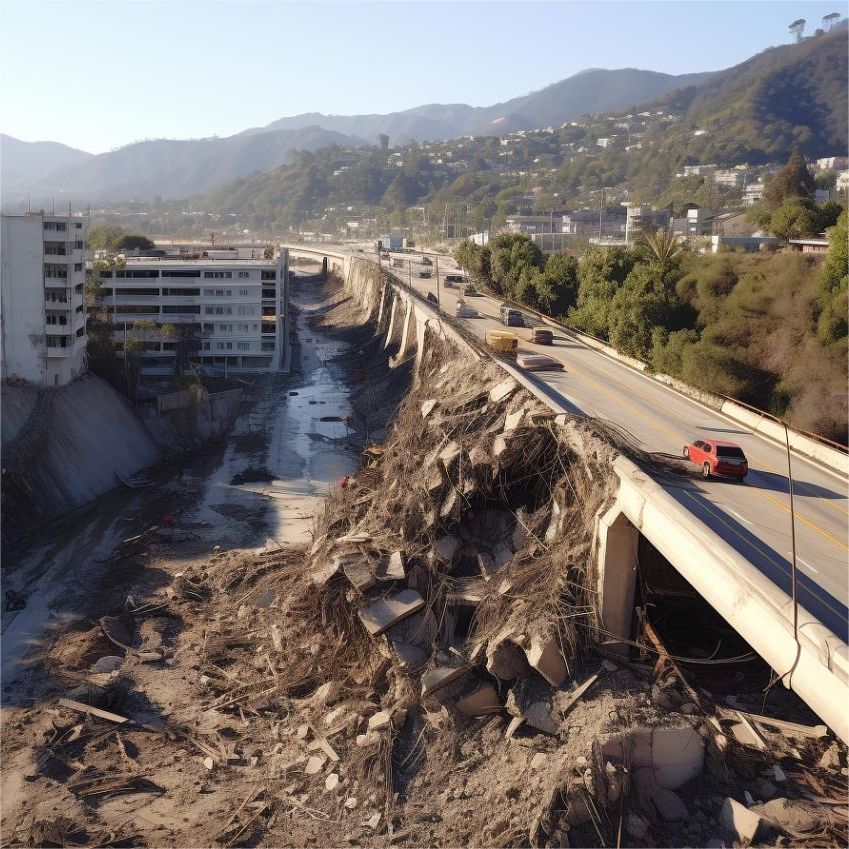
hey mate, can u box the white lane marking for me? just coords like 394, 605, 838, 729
788, 553, 819, 574
724, 508, 754, 526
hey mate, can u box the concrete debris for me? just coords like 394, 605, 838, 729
599, 725, 704, 791
529, 752, 547, 771
720, 797, 761, 842
313, 680, 342, 706
489, 379, 517, 403
755, 778, 777, 800
455, 682, 501, 717
652, 787, 689, 821
420, 400, 437, 418
506, 681, 558, 736
344, 797, 358, 810
754, 797, 830, 834
325, 773, 340, 791
486, 636, 531, 681
421, 663, 469, 697
503, 409, 526, 433
305, 755, 326, 775
525, 634, 568, 687
367, 711, 391, 732
366, 812, 381, 830
379, 551, 406, 581
91, 655, 123, 674
356, 732, 380, 748
359, 590, 425, 636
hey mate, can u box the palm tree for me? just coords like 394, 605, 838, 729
638, 228, 684, 266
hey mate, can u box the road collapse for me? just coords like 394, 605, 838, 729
3, 301, 847, 848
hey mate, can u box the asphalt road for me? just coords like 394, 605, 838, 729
372, 249, 849, 639
287, 244, 848, 637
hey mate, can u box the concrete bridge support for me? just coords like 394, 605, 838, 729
391, 299, 416, 366
595, 507, 639, 656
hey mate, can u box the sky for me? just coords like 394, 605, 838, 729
0, 0, 845, 153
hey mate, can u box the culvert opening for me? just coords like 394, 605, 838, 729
634, 534, 775, 700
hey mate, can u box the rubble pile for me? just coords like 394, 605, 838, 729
3, 316, 848, 848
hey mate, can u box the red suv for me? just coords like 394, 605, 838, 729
683, 438, 748, 481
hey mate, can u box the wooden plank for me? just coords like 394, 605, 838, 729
559, 674, 599, 718
358, 590, 425, 636
58, 698, 130, 725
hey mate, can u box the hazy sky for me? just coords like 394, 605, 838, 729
1, 0, 844, 153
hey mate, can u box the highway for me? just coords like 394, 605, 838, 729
365, 248, 849, 640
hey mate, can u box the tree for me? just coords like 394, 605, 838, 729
115, 234, 155, 252
534, 253, 580, 317
817, 210, 848, 345
764, 148, 815, 208
637, 228, 684, 267
488, 233, 545, 300
568, 247, 637, 339
769, 197, 818, 239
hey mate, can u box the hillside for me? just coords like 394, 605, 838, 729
255, 68, 711, 142
1, 126, 361, 205
630, 25, 848, 179
0, 134, 93, 196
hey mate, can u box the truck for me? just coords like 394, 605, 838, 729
376, 234, 403, 252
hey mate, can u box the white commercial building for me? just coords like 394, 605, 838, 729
96, 253, 288, 377
1, 213, 89, 387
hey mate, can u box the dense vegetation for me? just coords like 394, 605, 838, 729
454, 218, 848, 443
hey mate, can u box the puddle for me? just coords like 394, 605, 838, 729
189, 276, 359, 547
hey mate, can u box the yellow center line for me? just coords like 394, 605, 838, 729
566, 336, 849, 520
678, 490, 847, 621
562, 356, 849, 554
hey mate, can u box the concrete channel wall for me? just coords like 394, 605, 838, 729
292, 246, 849, 742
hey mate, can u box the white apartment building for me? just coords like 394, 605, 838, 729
96, 253, 288, 377
1, 213, 89, 387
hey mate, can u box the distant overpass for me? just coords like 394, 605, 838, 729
285, 243, 849, 741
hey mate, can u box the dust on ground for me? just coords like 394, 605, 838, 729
1, 274, 846, 849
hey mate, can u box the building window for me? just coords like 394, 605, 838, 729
205, 306, 214, 314
74, 240, 84, 250
43, 221, 67, 232
226, 342, 233, 350
225, 289, 232, 297
203, 271, 232, 279
238, 272, 250, 279
262, 270, 275, 280
74, 263, 83, 272
44, 264, 68, 279
44, 242, 68, 256
239, 323, 249, 333
202, 342, 210, 351
237, 342, 249, 351
74, 222, 82, 229
219, 323, 233, 332
203, 288, 214, 296
238, 288, 250, 296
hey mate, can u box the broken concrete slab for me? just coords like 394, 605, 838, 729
367, 711, 391, 732
525, 634, 568, 687
377, 551, 406, 581
720, 797, 761, 842
506, 681, 558, 736
421, 664, 469, 697
342, 558, 376, 592
421, 400, 437, 418
651, 726, 705, 789
503, 409, 526, 433
359, 590, 426, 636
325, 773, 340, 792
652, 788, 688, 822
455, 682, 501, 717
489, 379, 517, 404
486, 637, 531, 681
312, 681, 342, 706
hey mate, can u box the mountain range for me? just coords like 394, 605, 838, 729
2, 24, 846, 208
1, 67, 710, 204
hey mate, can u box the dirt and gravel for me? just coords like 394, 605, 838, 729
1, 271, 846, 849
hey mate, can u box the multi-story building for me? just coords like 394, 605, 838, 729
505, 214, 564, 235
1, 213, 89, 387
95, 253, 288, 377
